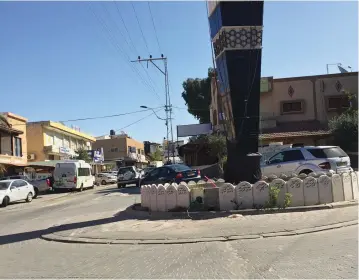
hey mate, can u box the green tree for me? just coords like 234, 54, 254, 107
207, 134, 227, 170
329, 90, 358, 152
181, 68, 214, 124
0, 164, 7, 177
148, 148, 163, 161
75, 147, 92, 163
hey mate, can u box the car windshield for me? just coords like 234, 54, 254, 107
118, 167, 134, 175
307, 147, 348, 158
0, 182, 10, 190
169, 164, 191, 172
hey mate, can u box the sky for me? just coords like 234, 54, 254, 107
0, 1, 358, 144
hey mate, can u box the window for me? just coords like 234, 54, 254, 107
78, 168, 90, 177
307, 147, 347, 159
137, 148, 141, 154
17, 180, 28, 187
268, 152, 284, 164
110, 147, 118, 152
282, 150, 305, 162
327, 96, 350, 112
14, 137, 22, 157
48, 155, 55, 160
158, 168, 171, 177
281, 101, 304, 114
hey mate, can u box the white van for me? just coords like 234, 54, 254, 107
53, 160, 95, 191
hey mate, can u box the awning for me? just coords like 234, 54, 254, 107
259, 130, 332, 140
26, 160, 65, 168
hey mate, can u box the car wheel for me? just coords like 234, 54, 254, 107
1, 196, 9, 207
33, 187, 39, 199
300, 169, 313, 175
101, 180, 107, 185
26, 192, 33, 202
117, 183, 123, 188
79, 184, 84, 192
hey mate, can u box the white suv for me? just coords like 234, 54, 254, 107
117, 166, 142, 188
261, 146, 352, 177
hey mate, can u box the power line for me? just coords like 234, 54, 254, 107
88, 3, 161, 102
131, 1, 150, 54
9, 107, 164, 127
111, 1, 162, 101
97, 109, 162, 138
147, 1, 162, 54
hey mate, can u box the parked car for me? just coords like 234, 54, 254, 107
117, 166, 142, 188
143, 167, 155, 176
95, 173, 117, 185
0, 175, 51, 198
0, 179, 35, 207
140, 164, 202, 186
261, 146, 353, 177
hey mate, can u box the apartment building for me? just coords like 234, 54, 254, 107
0, 112, 28, 175
210, 71, 358, 146
93, 133, 146, 167
26, 121, 96, 161
144, 141, 163, 156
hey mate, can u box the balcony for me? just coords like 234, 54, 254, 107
44, 145, 78, 157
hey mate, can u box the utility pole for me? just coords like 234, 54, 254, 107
131, 55, 175, 164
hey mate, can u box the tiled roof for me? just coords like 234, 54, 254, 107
260, 130, 331, 140
260, 120, 331, 140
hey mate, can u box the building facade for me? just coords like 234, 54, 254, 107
143, 141, 163, 156
93, 134, 146, 167
26, 121, 95, 161
210, 71, 358, 146
0, 112, 28, 175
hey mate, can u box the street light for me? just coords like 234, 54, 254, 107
140, 106, 166, 121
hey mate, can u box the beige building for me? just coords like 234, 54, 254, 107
26, 121, 96, 161
93, 134, 146, 167
210, 71, 358, 145
0, 112, 28, 175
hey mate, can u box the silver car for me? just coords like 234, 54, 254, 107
261, 146, 352, 177
95, 173, 117, 185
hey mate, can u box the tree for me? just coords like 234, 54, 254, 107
329, 90, 358, 152
207, 134, 227, 170
75, 147, 92, 163
0, 164, 6, 177
148, 148, 163, 161
181, 68, 214, 124
329, 111, 358, 153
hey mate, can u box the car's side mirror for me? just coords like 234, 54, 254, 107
10, 186, 16, 191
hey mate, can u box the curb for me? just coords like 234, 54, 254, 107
125, 200, 358, 220
41, 219, 358, 245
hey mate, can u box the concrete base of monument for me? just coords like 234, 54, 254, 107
130, 200, 358, 220
41, 201, 358, 245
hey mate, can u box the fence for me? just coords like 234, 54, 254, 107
140, 171, 359, 212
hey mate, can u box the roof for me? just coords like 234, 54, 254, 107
260, 120, 331, 140
260, 130, 332, 140
27, 121, 96, 142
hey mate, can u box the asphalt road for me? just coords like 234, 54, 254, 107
0, 184, 357, 279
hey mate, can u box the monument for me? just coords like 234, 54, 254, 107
208, 1, 264, 184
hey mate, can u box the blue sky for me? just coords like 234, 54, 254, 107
1, 1, 357, 143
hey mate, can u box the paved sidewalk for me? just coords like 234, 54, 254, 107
42, 201, 358, 244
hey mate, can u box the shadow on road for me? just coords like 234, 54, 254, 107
0, 205, 147, 246
96, 186, 140, 195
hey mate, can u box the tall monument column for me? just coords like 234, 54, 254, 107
208, 1, 264, 184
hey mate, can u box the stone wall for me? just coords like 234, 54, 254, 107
141, 171, 358, 212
